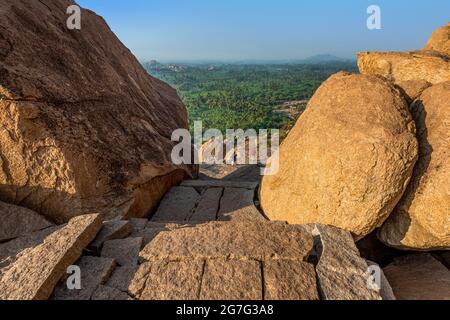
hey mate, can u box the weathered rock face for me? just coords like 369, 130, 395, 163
424, 23, 450, 56
396, 80, 431, 103
0, 0, 194, 223
0, 201, 54, 242
0, 214, 102, 300
379, 82, 450, 250
383, 254, 450, 300
357, 51, 450, 85
260, 72, 418, 239
303, 224, 382, 300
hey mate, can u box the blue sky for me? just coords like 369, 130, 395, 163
77, 0, 450, 62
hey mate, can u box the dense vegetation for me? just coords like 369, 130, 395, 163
144, 61, 357, 137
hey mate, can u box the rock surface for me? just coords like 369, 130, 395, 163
151, 187, 201, 222
305, 224, 382, 300
0, 0, 194, 223
0, 201, 54, 242
200, 259, 262, 300
383, 254, 450, 300
101, 237, 143, 266
136, 259, 204, 300
90, 220, 132, 251
260, 72, 418, 239
263, 259, 319, 300
53, 256, 116, 300
358, 51, 450, 85
0, 214, 102, 300
396, 80, 431, 103
139, 220, 313, 261
424, 23, 450, 56
379, 82, 450, 250
92, 285, 133, 300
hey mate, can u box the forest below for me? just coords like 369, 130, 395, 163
144, 60, 358, 137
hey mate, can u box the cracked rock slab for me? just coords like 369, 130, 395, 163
263, 260, 319, 300
0, 201, 54, 242
0, 226, 62, 269
139, 220, 313, 262
218, 188, 264, 222
151, 187, 201, 222
0, 214, 102, 300
133, 259, 204, 300
306, 224, 382, 300
189, 188, 223, 222
200, 259, 262, 300
53, 256, 116, 300
90, 220, 132, 251
101, 237, 143, 266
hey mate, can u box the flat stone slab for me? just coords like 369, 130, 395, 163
53, 256, 116, 300
92, 285, 133, 300
0, 226, 61, 269
189, 188, 223, 222
132, 259, 204, 300
200, 259, 262, 300
383, 254, 450, 300
0, 214, 102, 300
218, 188, 264, 222
139, 221, 313, 262
305, 224, 381, 300
101, 237, 143, 266
181, 180, 258, 190
263, 260, 319, 300
90, 220, 132, 251
151, 187, 201, 222
0, 201, 54, 242
106, 266, 139, 293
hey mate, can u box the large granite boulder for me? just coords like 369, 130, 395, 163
0, 201, 54, 242
424, 22, 450, 56
0, 0, 195, 223
358, 51, 450, 85
358, 23, 450, 86
260, 72, 418, 239
379, 82, 450, 250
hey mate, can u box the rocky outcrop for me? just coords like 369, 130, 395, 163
358, 23, 450, 91
0, 201, 54, 242
379, 82, 450, 250
424, 23, 450, 56
383, 254, 450, 300
304, 224, 382, 300
260, 72, 418, 239
0, 214, 102, 300
0, 0, 195, 223
358, 51, 450, 85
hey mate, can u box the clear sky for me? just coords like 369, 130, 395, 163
77, 0, 450, 62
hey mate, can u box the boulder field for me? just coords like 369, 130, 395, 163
260, 22, 449, 251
